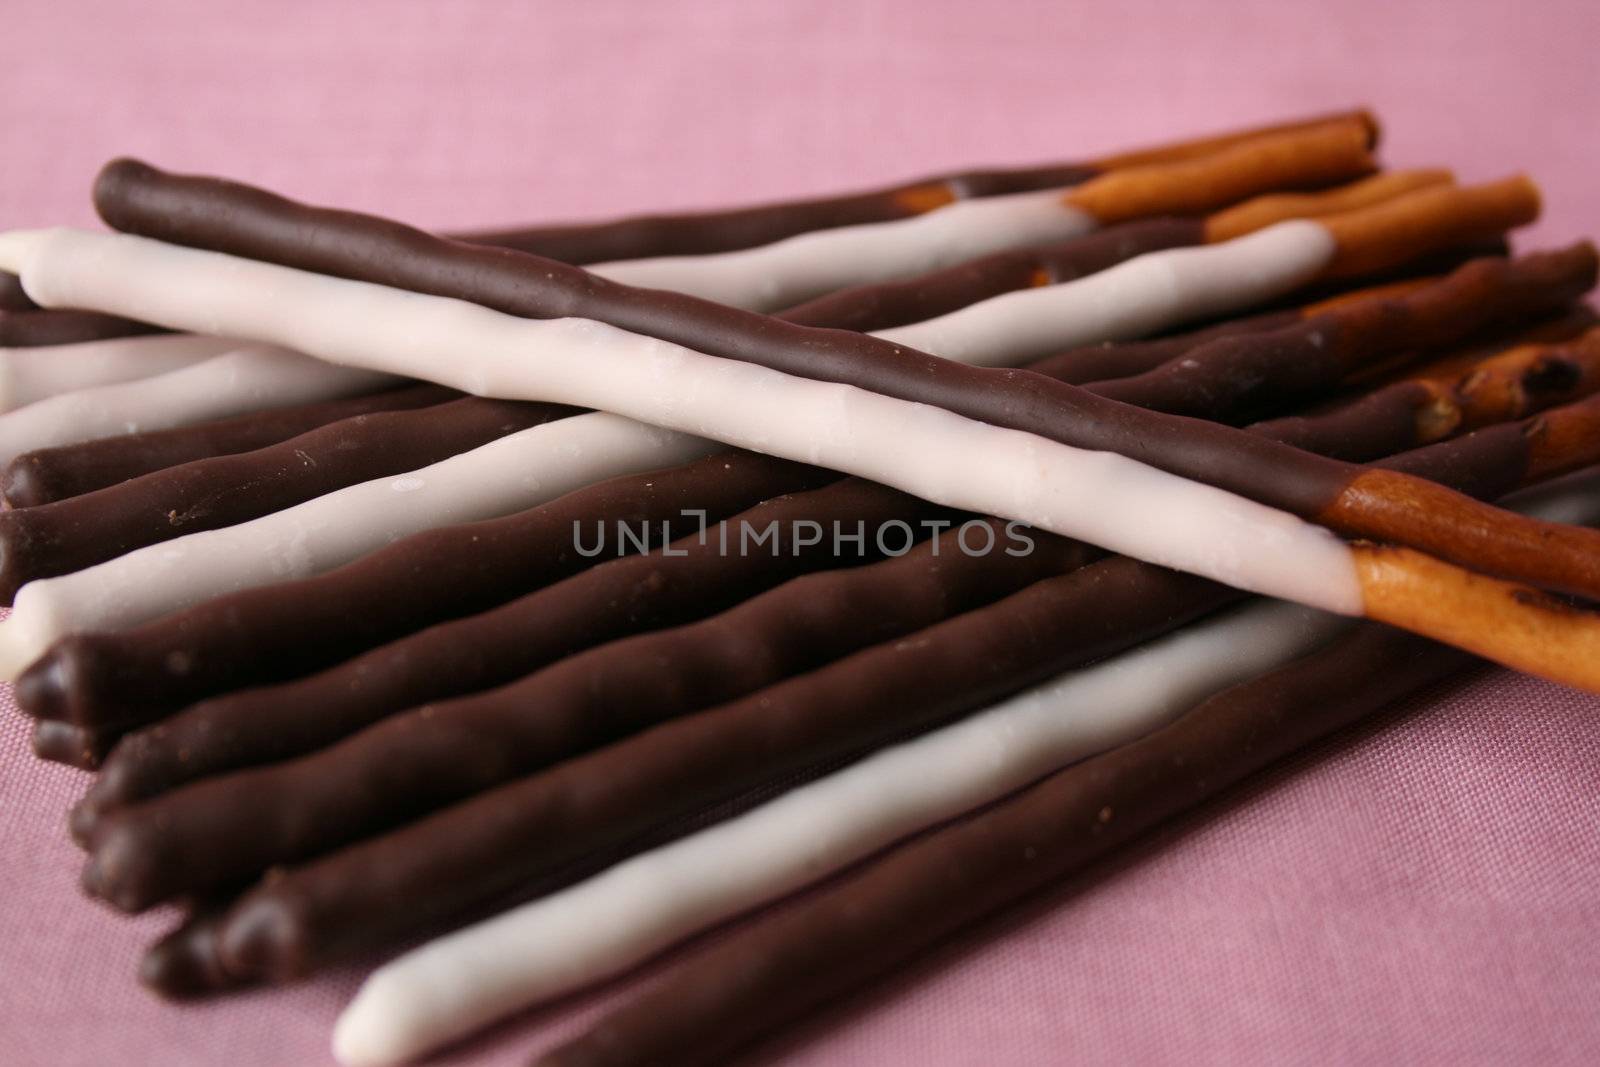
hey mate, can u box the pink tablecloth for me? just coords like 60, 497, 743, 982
2, 2, 1598, 1064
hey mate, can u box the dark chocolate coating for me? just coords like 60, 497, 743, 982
458, 162, 1097, 265
22, 451, 831, 732
73, 478, 952, 839
0, 396, 575, 601
86, 522, 1089, 911
93, 161, 1598, 531
1085, 250, 1596, 422
0, 308, 164, 347
213, 556, 1239, 981
1248, 382, 1440, 462
536, 624, 1466, 1067
1, 383, 457, 508
29, 718, 107, 769
146, 406, 1543, 983
90, 160, 1354, 519
0, 271, 37, 311
1028, 308, 1299, 385
776, 218, 1203, 333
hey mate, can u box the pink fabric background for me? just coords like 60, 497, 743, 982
2, 1, 1598, 1064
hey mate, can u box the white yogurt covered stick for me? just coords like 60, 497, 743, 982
0, 333, 236, 411
588, 121, 1373, 311
0, 341, 397, 465
0, 412, 711, 677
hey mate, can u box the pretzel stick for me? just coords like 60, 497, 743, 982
1079, 246, 1593, 420
0, 383, 457, 508
559, 123, 1377, 311
1254, 326, 1600, 461
81, 165, 1586, 605
779, 170, 1452, 333
3, 224, 1596, 690
469, 110, 1379, 264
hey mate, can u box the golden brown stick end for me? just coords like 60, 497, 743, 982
1356, 544, 1600, 693
1203, 168, 1455, 243
1328, 468, 1600, 601
1319, 175, 1542, 280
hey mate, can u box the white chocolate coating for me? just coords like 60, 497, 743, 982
591, 189, 1095, 311
0, 333, 236, 411
331, 476, 1600, 1065
0, 342, 397, 466
874, 221, 1337, 366
0, 412, 712, 677
331, 599, 1348, 1066
0, 228, 1363, 677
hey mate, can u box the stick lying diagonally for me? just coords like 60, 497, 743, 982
1, 225, 1598, 689
2, 229, 1581, 612
468, 109, 1380, 264
82, 163, 1595, 603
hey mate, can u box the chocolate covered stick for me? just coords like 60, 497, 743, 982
0, 412, 720, 675
1, 382, 456, 508
0, 271, 36, 311
579, 123, 1376, 310
0, 307, 163, 347
778, 170, 1454, 333
533, 620, 1469, 1067
10, 223, 1600, 690
0, 334, 237, 411
79, 164, 1590, 603
1077, 247, 1598, 421
28, 450, 835, 733
0, 395, 576, 598
67, 477, 942, 815
0, 343, 399, 466
777, 217, 1204, 332
467, 110, 1378, 265
1257, 327, 1600, 461
140, 417, 1600, 983
337, 606, 1347, 1066
85, 519, 1092, 911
